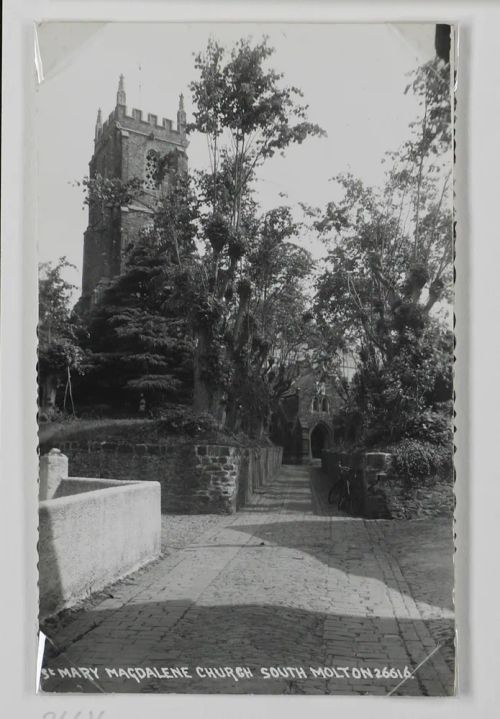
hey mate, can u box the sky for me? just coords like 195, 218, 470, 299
35, 22, 438, 293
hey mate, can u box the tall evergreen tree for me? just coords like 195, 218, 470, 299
78, 169, 199, 414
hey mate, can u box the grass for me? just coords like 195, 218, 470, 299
38, 417, 267, 448
38, 418, 160, 446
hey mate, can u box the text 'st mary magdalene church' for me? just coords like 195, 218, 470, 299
81, 75, 189, 309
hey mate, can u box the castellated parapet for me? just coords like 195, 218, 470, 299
96, 105, 186, 148
81, 75, 188, 306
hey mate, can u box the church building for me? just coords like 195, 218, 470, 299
270, 362, 339, 464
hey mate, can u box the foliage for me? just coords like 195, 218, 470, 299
77, 175, 143, 210
186, 37, 324, 432
389, 438, 453, 481
38, 258, 85, 415
344, 323, 453, 446
78, 231, 195, 412
39, 258, 77, 340
74, 150, 203, 414
152, 154, 199, 263
311, 56, 453, 453
155, 404, 219, 436
223, 206, 317, 433
39, 340, 85, 382
189, 37, 325, 226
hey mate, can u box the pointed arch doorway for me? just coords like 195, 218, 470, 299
310, 422, 331, 459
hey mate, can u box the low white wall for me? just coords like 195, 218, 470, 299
39, 477, 161, 619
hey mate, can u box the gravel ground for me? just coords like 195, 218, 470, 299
161, 514, 228, 553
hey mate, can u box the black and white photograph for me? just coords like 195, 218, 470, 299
35, 22, 455, 696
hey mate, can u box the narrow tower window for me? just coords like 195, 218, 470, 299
144, 149, 160, 190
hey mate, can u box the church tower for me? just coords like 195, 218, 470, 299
81, 75, 189, 306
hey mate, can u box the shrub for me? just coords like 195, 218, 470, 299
401, 407, 453, 445
389, 438, 453, 481
156, 404, 219, 436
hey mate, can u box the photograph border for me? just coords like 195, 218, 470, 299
1, 0, 498, 717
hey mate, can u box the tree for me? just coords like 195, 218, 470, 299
223, 205, 316, 436
38, 258, 83, 416
79, 237, 194, 413
75, 37, 324, 435
187, 36, 325, 423
78, 167, 199, 414
311, 56, 453, 450
190, 37, 325, 226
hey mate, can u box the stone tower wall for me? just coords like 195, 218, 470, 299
81, 81, 188, 305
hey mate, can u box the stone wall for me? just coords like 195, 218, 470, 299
39, 474, 161, 619
236, 446, 283, 510
40, 441, 283, 514
376, 474, 454, 519
321, 449, 454, 519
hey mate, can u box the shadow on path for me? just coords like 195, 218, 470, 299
233, 465, 454, 615
41, 600, 454, 696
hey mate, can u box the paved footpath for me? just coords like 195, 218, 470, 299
40, 464, 455, 696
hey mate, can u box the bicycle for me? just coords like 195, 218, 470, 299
327, 463, 350, 506
337, 476, 353, 513
328, 464, 362, 515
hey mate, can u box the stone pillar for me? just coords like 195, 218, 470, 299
39, 449, 68, 501
363, 452, 392, 518
364, 452, 392, 484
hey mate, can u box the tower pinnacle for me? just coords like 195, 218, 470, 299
94, 108, 102, 141
177, 92, 186, 133
116, 74, 126, 106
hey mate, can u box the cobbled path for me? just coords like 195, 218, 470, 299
40, 464, 455, 696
